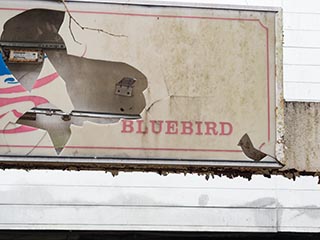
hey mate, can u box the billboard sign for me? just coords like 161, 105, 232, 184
0, 0, 284, 171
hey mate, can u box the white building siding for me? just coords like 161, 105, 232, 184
1, 170, 320, 232
1, 0, 320, 233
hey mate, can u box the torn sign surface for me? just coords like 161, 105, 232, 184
0, 3, 283, 166
0, 52, 72, 155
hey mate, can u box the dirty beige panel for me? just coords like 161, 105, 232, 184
0, 3, 280, 164
60, 4, 277, 161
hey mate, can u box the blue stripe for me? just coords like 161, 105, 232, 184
4, 77, 18, 84
0, 55, 11, 76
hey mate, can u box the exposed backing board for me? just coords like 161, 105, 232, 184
0, 0, 284, 173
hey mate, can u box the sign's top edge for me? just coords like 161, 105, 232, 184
19, 0, 282, 13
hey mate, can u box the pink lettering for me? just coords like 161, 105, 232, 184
205, 122, 218, 135
150, 120, 163, 134
121, 120, 134, 133
181, 121, 193, 135
165, 121, 178, 134
220, 122, 233, 136
195, 121, 203, 135
136, 120, 148, 134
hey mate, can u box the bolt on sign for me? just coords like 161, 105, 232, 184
0, 0, 284, 171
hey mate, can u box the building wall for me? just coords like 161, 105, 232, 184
1, 0, 320, 233
1, 170, 320, 232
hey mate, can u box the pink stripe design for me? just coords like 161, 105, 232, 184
12, 110, 23, 118
0, 85, 27, 94
0, 112, 7, 119
0, 96, 48, 107
0, 125, 37, 134
0, 110, 22, 119
32, 72, 59, 89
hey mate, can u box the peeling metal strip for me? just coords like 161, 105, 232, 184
0, 41, 66, 49
27, 108, 140, 119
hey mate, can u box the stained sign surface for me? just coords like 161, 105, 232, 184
0, 1, 283, 169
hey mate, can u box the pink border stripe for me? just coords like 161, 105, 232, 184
0, 7, 272, 146
0, 144, 242, 152
63, 146, 243, 152
72, 10, 264, 22
266, 28, 271, 142
33, 72, 59, 89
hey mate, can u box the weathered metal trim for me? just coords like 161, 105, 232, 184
34, 0, 282, 12
0, 155, 283, 169
27, 108, 140, 120
0, 41, 66, 49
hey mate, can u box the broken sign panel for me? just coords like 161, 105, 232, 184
0, 54, 56, 155
0, 2, 283, 168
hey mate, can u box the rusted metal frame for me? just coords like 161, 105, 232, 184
0, 155, 283, 169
